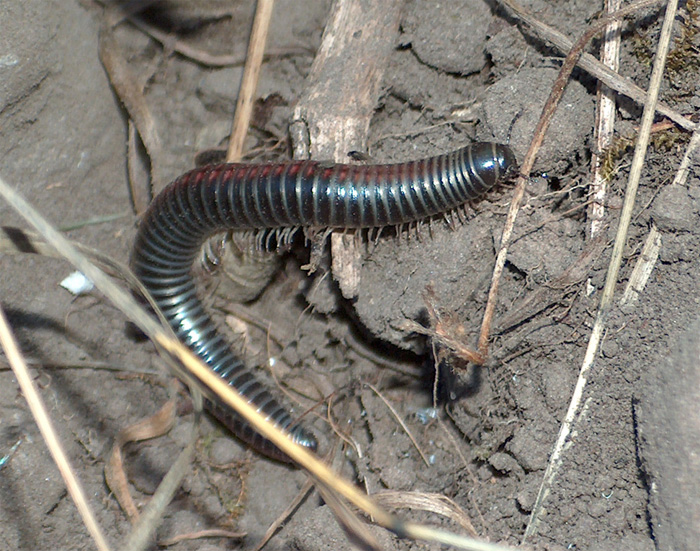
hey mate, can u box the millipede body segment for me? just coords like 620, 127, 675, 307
131, 142, 516, 462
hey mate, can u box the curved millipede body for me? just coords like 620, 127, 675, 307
131, 142, 517, 462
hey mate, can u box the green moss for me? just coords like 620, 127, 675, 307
650, 126, 691, 151
600, 127, 690, 184
630, 1, 699, 87
666, 0, 700, 80
631, 29, 654, 67
600, 135, 634, 183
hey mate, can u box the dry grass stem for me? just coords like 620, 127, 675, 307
161, 340, 509, 549
127, 121, 151, 215
374, 490, 478, 537
0, 225, 173, 334
523, 0, 680, 541
400, 319, 485, 365
227, 0, 275, 162
590, 0, 623, 238
494, 235, 607, 334
478, 0, 675, 358
121, 415, 198, 551
0, 359, 148, 374
671, 127, 700, 186
0, 304, 111, 551
317, 481, 382, 551
327, 399, 363, 458
620, 225, 662, 306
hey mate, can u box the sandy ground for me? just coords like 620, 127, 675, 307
1, 1, 699, 550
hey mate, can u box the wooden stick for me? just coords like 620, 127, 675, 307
290, 0, 403, 298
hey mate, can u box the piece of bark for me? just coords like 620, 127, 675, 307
290, 0, 403, 299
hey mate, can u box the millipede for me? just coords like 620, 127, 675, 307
131, 141, 517, 462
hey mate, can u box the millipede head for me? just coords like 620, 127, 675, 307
498, 143, 519, 180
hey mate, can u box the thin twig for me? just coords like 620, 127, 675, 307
127, 121, 151, 215
523, 0, 680, 541
254, 477, 315, 551
227, 0, 275, 162
125, 11, 309, 68
0, 304, 111, 551
499, 0, 695, 132
478, 0, 669, 357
